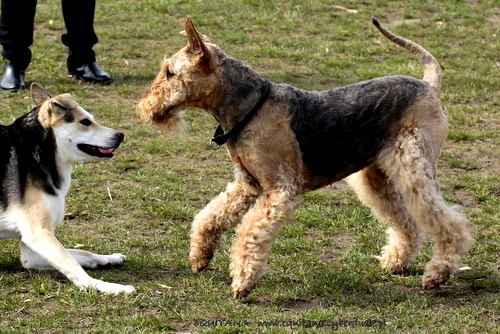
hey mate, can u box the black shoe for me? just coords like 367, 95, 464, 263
1, 62, 26, 92
68, 62, 112, 84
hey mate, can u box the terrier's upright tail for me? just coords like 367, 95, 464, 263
371, 17, 442, 96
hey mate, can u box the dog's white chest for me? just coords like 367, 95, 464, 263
0, 190, 66, 240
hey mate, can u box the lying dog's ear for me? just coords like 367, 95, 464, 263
31, 83, 52, 106
184, 17, 212, 72
36, 89, 76, 127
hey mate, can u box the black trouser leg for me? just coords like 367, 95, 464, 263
0, 0, 37, 69
61, 0, 98, 67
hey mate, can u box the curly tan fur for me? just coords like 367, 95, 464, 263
136, 61, 187, 137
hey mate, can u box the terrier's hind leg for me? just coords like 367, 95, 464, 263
190, 165, 261, 273
379, 128, 473, 289
347, 166, 424, 274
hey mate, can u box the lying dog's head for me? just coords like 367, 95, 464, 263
31, 83, 124, 163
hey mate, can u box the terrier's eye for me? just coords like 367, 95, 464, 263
166, 70, 174, 79
79, 119, 92, 126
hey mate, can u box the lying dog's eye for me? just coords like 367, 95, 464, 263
79, 119, 92, 126
166, 70, 174, 79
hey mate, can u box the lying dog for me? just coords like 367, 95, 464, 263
0, 83, 135, 294
137, 18, 472, 298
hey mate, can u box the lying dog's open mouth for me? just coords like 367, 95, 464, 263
77, 144, 117, 158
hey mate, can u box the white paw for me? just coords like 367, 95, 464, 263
86, 253, 127, 269
85, 279, 136, 294
101, 253, 127, 266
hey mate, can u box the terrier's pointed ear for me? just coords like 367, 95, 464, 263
184, 17, 212, 70
31, 82, 52, 106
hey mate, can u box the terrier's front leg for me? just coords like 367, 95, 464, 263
190, 170, 260, 273
230, 189, 301, 299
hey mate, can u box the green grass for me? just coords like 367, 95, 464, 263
0, 0, 499, 332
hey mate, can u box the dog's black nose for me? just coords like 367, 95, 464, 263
115, 131, 125, 142
114, 131, 125, 145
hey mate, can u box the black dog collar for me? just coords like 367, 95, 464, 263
210, 79, 271, 150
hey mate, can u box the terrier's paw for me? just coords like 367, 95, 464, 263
422, 272, 450, 290
233, 284, 256, 299
190, 253, 213, 273
375, 254, 406, 275
231, 279, 257, 299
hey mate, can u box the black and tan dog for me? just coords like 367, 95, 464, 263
0, 83, 135, 294
137, 18, 472, 298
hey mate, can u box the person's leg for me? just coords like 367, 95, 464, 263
61, 0, 97, 67
61, 0, 111, 83
0, 0, 37, 90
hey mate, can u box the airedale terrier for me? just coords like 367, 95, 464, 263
137, 18, 473, 298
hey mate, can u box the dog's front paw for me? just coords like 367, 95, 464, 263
85, 279, 136, 294
189, 250, 213, 273
232, 283, 257, 299
233, 286, 255, 299
231, 278, 257, 299
375, 254, 406, 275
422, 271, 450, 290
422, 260, 454, 290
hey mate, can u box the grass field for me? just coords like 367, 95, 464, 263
0, 0, 498, 333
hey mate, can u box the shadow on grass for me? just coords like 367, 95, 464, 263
239, 266, 500, 309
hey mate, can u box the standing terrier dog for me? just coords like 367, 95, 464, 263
137, 18, 473, 298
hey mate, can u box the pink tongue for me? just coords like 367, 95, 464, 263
98, 147, 115, 154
